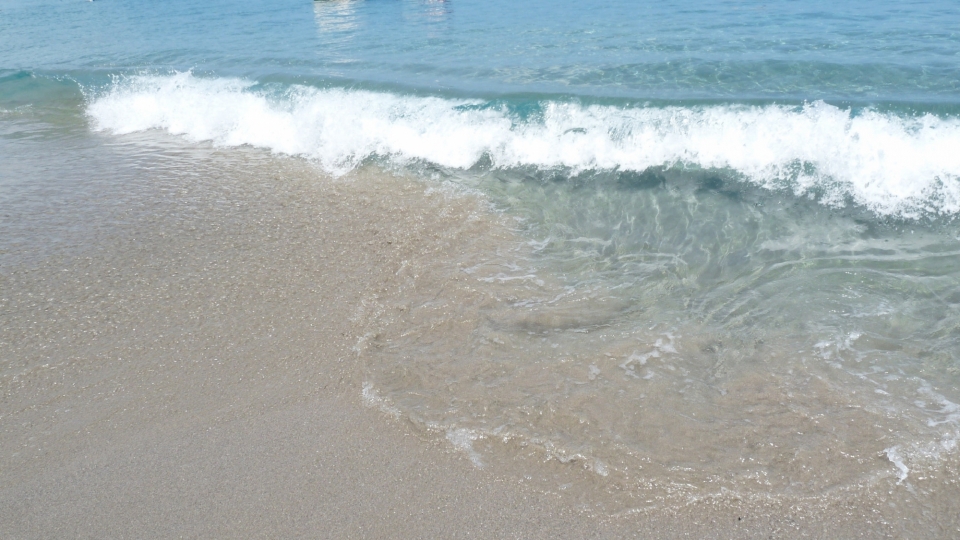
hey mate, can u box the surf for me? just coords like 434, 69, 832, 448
87, 72, 960, 219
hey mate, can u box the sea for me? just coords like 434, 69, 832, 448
3, 0, 960, 526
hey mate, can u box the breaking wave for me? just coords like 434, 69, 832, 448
88, 72, 960, 217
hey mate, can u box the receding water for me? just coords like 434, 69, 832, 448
357, 163, 960, 500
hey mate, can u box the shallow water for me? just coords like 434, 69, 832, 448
4, 0, 960, 531
356, 163, 960, 500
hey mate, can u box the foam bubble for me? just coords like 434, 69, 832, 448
360, 382, 402, 419
87, 72, 960, 217
884, 446, 910, 484
445, 427, 484, 468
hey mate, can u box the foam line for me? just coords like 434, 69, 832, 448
88, 73, 960, 217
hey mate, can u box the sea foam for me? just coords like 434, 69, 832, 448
88, 73, 960, 218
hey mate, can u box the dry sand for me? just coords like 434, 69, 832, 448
2, 146, 956, 538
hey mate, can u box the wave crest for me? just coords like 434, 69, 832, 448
87, 72, 960, 217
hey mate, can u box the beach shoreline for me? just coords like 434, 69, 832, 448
4, 0, 960, 534
2, 140, 957, 537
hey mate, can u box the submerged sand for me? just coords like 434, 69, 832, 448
2, 140, 958, 537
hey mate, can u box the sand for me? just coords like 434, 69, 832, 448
2, 143, 956, 538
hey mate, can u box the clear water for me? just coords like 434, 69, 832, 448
4, 0, 960, 101
4, 0, 960, 511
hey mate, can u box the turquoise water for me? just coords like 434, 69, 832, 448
4, 0, 960, 507
3, 0, 960, 101
5, 0, 960, 215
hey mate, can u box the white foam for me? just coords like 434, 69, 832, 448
445, 427, 484, 468
87, 72, 960, 217
917, 383, 960, 428
884, 446, 910, 484
360, 382, 402, 419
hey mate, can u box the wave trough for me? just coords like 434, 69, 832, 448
87, 73, 960, 218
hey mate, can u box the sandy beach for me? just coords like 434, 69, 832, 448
3, 136, 957, 538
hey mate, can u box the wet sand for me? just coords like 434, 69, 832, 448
2, 143, 957, 538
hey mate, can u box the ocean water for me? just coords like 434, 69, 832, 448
4, 0, 960, 519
